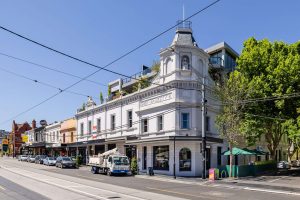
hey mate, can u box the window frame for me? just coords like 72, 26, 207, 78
179, 148, 192, 171
127, 110, 133, 128
142, 118, 148, 133
181, 112, 190, 129
157, 115, 163, 131
111, 114, 116, 131
88, 120, 92, 134
97, 118, 101, 133
80, 123, 84, 136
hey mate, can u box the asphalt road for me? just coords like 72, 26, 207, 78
0, 176, 50, 200
1, 158, 300, 200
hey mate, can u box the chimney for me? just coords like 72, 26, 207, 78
32, 119, 36, 129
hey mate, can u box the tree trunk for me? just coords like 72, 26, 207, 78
229, 144, 233, 178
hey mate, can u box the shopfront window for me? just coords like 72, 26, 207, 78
179, 148, 191, 171
153, 146, 169, 170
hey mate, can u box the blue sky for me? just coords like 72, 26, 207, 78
0, 0, 299, 130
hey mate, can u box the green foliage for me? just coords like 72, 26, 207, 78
151, 60, 160, 74
75, 155, 82, 167
132, 76, 150, 92
107, 85, 111, 97
215, 71, 249, 177
254, 160, 276, 166
130, 157, 138, 175
236, 37, 300, 159
99, 92, 104, 104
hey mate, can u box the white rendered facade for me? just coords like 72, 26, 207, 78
75, 24, 228, 176
44, 122, 61, 145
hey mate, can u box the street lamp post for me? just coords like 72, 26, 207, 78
173, 135, 176, 179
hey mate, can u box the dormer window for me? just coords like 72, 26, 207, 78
181, 55, 190, 70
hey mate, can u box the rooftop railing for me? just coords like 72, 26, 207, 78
122, 67, 153, 84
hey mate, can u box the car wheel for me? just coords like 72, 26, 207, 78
107, 169, 112, 176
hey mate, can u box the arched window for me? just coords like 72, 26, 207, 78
179, 148, 191, 171
181, 55, 190, 70
165, 58, 171, 75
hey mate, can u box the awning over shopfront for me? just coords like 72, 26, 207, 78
27, 142, 46, 148
222, 147, 266, 156
66, 139, 105, 147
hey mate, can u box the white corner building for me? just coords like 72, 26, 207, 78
75, 21, 238, 177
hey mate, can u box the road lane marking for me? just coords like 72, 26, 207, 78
146, 187, 215, 199
243, 187, 300, 196
268, 177, 285, 183
0, 185, 5, 190
75, 174, 104, 181
0, 165, 147, 200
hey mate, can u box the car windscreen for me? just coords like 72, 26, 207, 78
48, 157, 54, 160
62, 157, 71, 161
40, 156, 47, 159
113, 157, 129, 165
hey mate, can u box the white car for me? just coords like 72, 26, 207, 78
19, 155, 28, 162
277, 161, 291, 169
43, 157, 57, 166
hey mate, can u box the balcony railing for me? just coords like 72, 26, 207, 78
176, 20, 192, 30
209, 57, 224, 67
122, 67, 153, 84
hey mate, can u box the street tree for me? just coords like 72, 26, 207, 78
236, 38, 300, 159
99, 92, 104, 104
215, 71, 248, 177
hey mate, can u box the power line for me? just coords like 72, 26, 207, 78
0, 66, 99, 100
0, 51, 107, 87
0, 0, 221, 125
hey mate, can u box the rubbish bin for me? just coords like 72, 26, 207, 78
148, 167, 154, 176
209, 168, 219, 180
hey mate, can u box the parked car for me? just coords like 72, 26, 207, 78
38, 155, 47, 164
27, 155, 36, 163
34, 155, 40, 164
277, 161, 291, 169
44, 157, 56, 166
56, 156, 75, 168
19, 155, 28, 162
35, 155, 46, 164
291, 160, 300, 167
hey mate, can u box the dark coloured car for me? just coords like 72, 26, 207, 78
35, 155, 47, 164
56, 156, 75, 168
34, 155, 40, 164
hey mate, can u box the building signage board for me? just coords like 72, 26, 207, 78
2, 139, 8, 145
22, 135, 28, 143
140, 93, 173, 107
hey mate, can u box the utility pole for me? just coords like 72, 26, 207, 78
201, 76, 207, 179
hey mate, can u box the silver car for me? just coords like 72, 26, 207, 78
43, 157, 56, 166
19, 155, 28, 162
27, 155, 36, 163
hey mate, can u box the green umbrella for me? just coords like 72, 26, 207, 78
222, 147, 255, 156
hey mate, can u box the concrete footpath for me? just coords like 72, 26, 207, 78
134, 173, 300, 193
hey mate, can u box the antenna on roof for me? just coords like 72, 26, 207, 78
182, 4, 185, 28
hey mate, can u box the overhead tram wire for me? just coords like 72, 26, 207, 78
0, 0, 222, 125
0, 0, 219, 93
0, 51, 107, 87
0, 66, 100, 100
